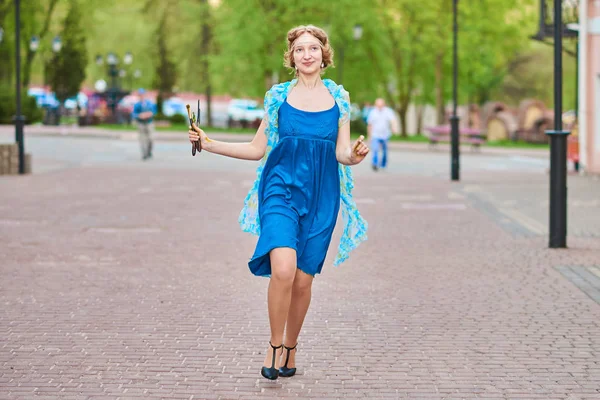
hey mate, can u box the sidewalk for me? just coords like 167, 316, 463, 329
0, 124, 550, 159
1, 148, 599, 399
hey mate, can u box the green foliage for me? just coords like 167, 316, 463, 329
1, 0, 578, 118
47, 0, 87, 103
494, 40, 578, 109
156, 93, 164, 115
350, 118, 368, 136
0, 84, 43, 124
169, 113, 187, 124
153, 13, 177, 100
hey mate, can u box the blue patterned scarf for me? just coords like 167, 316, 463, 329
238, 78, 368, 265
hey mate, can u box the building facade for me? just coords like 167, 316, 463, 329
579, 0, 600, 174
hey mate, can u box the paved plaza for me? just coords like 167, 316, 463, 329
1, 129, 600, 399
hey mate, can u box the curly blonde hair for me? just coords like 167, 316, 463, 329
284, 25, 334, 74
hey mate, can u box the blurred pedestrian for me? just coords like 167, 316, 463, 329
361, 102, 372, 124
132, 89, 156, 160
367, 98, 395, 171
189, 24, 369, 381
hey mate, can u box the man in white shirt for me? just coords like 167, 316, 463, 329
367, 98, 395, 171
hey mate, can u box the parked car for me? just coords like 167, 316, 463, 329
227, 99, 264, 128
162, 97, 188, 118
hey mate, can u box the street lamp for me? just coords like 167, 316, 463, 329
450, 0, 460, 181
51, 35, 62, 53
29, 35, 39, 52
96, 52, 134, 121
123, 51, 133, 65
337, 24, 363, 84
547, 0, 570, 248
15, 0, 26, 174
532, 0, 573, 248
107, 52, 118, 66
353, 24, 363, 41
29, 34, 62, 57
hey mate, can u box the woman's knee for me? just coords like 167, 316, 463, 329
270, 248, 297, 285
292, 270, 314, 296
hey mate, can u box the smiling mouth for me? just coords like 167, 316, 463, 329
302, 62, 314, 66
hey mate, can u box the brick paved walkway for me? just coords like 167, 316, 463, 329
1, 143, 600, 399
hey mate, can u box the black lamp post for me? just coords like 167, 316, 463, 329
532, 0, 576, 248
546, 0, 570, 248
337, 24, 363, 84
96, 51, 133, 121
107, 52, 119, 117
14, 0, 26, 174
450, 0, 460, 182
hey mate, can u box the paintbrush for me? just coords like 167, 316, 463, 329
353, 135, 365, 153
186, 104, 201, 156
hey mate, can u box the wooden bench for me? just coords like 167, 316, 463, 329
425, 125, 485, 150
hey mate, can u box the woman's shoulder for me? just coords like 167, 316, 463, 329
267, 80, 296, 96
323, 79, 349, 100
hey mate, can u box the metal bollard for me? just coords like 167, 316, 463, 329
546, 130, 570, 248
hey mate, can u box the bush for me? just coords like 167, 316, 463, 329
350, 117, 368, 135
169, 113, 187, 124
154, 112, 168, 121
0, 86, 44, 125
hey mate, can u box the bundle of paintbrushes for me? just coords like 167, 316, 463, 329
186, 101, 202, 156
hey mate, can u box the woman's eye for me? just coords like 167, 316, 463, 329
311, 46, 319, 51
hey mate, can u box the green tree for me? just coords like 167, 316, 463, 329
153, 12, 177, 113
374, 0, 440, 135
199, 0, 213, 126
458, 0, 536, 106
47, 0, 87, 103
371, 0, 537, 131
21, 0, 60, 89
0, 0, 14, 86
212, 0, 387, 103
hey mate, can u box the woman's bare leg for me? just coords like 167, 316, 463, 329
280, 268, 314, 368
263, 247, 297, 369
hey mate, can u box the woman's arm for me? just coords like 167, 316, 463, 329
189, 118, 268, 161
336, 121, 369, 166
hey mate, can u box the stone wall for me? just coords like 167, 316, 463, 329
0, 144, 31, 175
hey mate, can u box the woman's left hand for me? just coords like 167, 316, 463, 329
350, 135, 369, 164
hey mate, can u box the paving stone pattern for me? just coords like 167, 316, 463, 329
1, 147, 600, 399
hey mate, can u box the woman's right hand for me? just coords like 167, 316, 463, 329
188, 123, 211, 149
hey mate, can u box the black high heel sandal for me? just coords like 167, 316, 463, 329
278, 344, 297, 377
261, 341, 283, 380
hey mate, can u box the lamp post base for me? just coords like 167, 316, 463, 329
450, 115, 460, 181
546, 129, 570, 248
14, 115, 26, 174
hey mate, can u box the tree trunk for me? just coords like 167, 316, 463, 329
416, 105, 424, 136
398, 103, 409, 137
200, 0, 212, 126
22, 50, 35, 89
435, 52, 445, 125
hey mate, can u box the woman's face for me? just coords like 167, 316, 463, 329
292, 32, 323, 76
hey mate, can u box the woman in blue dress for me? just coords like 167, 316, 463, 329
189, 25, 369, 380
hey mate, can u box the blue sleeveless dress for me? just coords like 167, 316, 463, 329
248, 99, 341, 277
